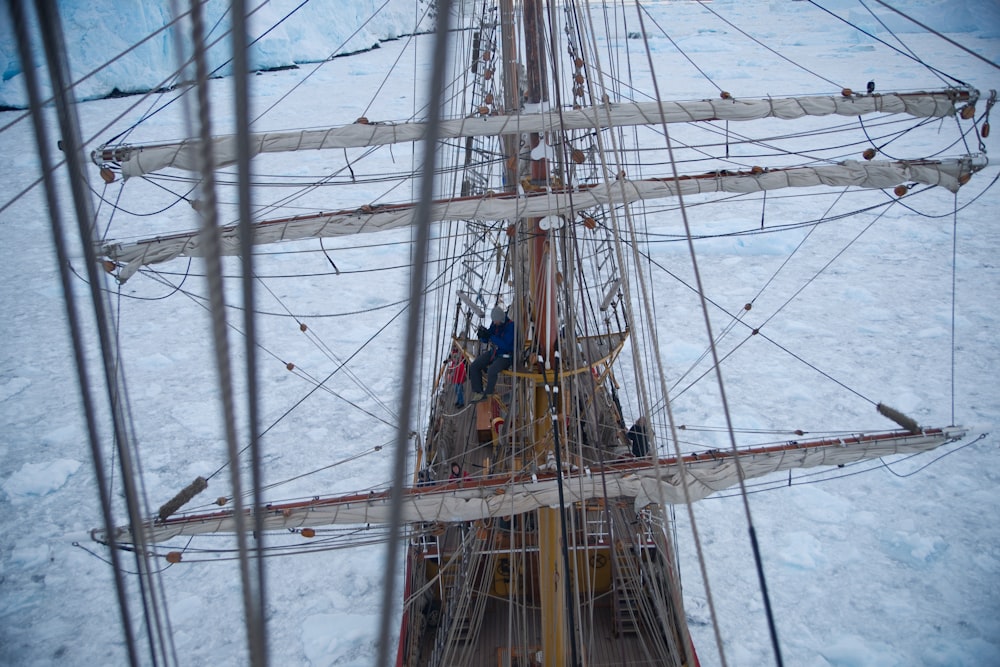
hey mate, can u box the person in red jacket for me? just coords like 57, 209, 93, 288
449, 462, 470, 482
449, 347, 467, 407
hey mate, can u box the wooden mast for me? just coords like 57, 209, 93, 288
521, 1, 573, 665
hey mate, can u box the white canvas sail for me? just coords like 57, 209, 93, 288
95, 90, 973, 178
94, 428, 963, 545
102, 156, 986, 281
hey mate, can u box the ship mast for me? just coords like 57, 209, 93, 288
520, 1, 575, 664
522, 0, 558, 365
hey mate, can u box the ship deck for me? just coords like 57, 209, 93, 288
418, 596, 683, 667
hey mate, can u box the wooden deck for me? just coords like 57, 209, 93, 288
452, 597, 680, 666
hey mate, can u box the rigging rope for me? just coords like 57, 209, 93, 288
633, 202, 897, 410
950, 190, 958, 426
0, 1, 264, 219
857, 0, 950, 89
374, 5, 453, 665
112, 0, 309, 143
868, 0, 1000, 73
0, 0, 209, 137
201, 302, 409, 483
636, 4, 785, 666
12, 1, 173, 664
184, 2, 267, 664
695, 0, 840, 91
637, 4, 723, 95
579, 2, 713, 664
805, 0, 980, 86
230, 4, 270, 661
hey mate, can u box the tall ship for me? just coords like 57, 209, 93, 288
8, 0, 995, 665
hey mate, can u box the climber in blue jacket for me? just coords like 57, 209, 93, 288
469, 306, 516, 401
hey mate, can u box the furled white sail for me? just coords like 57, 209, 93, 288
94, 428, 963, 545
103, 156, 986, 281
95, 90, 973, 178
